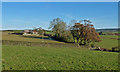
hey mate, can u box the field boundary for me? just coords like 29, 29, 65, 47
2, 40, 80, 48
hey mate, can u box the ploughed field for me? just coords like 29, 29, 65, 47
2, 31, 119, 70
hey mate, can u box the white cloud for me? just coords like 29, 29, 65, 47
96, 27, 119, 29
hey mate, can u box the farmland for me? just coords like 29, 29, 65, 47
2, 31, 63, 44
2, 31, 119, 70
95, 35, 119, 50
2, 45, 118, 70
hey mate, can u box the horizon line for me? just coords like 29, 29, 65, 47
1, 27, 120, 30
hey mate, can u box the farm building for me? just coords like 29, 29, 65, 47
33, 30, 38, 34
23, 30, 33, 35
23, 29, 39, 35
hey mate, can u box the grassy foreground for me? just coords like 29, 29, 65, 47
2, 45, 118, 70
2, 31, 119, 70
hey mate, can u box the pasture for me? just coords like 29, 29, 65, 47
2, 31, 119, 70
95, 35, 119, 50
2, 45, 118, 70
2, 31, 63, 44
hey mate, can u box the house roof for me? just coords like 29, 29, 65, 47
24, 30, 32, 33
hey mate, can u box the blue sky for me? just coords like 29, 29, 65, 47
2, 2, 118, 30
2, 0, 119, 2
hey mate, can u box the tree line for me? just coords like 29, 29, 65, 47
49, 18, 101, 46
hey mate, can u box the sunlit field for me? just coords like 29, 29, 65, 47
2, 45, 118, 70
95, 35, 119, 50
2, 31, 119, 70
2, 31, 63, 44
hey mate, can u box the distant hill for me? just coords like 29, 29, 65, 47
1, 28, 120, 33
96, 28, 120, 32
2, 30, 23, 33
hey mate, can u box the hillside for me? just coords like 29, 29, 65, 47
96, 28, 120, 32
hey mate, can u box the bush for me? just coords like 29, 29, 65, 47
60, 31, 74, 42
112, 46, 119, 52
54, 31, 74, 43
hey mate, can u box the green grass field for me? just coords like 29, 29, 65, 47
45, 31, 53, 34
100, 35, 118, 39
95, 38, 118, 50
2, 45, 118, 70
95, 35, 119, 49
2, 31, 119, 70
94, 35, 119, 50
2, 32, 63, 44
